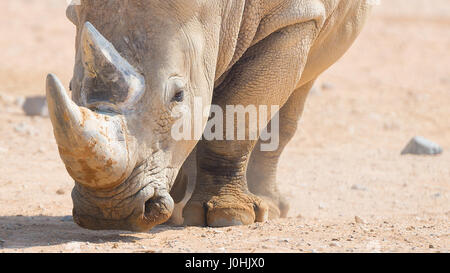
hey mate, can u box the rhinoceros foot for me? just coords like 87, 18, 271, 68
183, 191, 269, 227
256, 194, 290, 219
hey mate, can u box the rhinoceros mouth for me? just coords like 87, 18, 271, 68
71, 161, 175, 232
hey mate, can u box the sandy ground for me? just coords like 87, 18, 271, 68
0, 0, 449, 253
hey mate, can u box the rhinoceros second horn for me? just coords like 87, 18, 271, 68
80, 22, 145, 113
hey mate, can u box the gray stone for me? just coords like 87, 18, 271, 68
22, 96, 48, 117
401, 136, 443, 155
351, 184, 368, 191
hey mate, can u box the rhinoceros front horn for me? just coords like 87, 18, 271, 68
46, 74, 136, 189
46, 22, 143, 189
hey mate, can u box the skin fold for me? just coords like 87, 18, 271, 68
48, 0, 372, 231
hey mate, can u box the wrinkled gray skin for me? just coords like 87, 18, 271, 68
47, 0, 372, 231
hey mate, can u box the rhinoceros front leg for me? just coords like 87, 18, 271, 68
183, 140, 269, 227
247, 80, 315, 219
183, 22, 318, 227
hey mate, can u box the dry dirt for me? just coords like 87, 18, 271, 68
0, 0, 449, 253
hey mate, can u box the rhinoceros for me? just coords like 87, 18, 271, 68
46, 0, 372, 231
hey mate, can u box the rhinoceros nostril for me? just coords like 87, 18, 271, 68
144, 196, 158, 220
143, 191, 174, 225
144, 196, 166, 222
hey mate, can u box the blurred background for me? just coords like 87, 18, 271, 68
0, 0, 448, 252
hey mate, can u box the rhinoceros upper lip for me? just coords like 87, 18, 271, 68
72, 156, 174, 221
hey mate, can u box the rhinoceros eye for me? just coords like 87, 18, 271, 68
172, 90, 185, 102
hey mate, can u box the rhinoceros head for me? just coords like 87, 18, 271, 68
47, 1, 216, 231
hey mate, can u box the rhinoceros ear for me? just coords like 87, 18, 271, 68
81, 22, 145, 113
66, 2, 79, 25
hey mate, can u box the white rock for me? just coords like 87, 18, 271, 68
401, 136, 443, 155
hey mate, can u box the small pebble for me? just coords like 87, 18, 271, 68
431, 193, 441, 198
355, 216, 366, 224
321, 82, 335, 90
351, 184, 368, 191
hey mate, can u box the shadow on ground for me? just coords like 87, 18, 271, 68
0, 215, 181, 249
